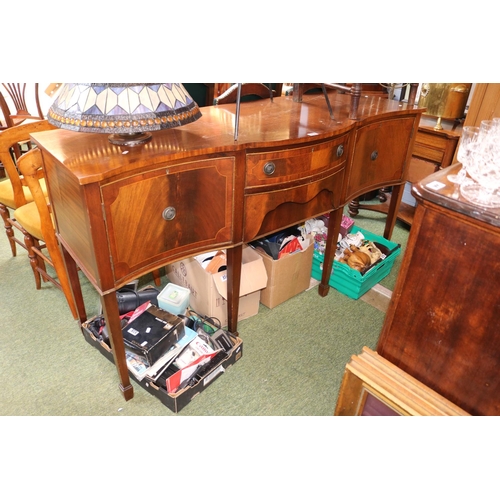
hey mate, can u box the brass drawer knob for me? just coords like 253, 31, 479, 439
371, 150, 378, 161
263, 161, 276, 175
162, 206, 176, 221
337, 144, 344, 157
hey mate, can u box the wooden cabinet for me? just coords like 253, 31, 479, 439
32, 92, 423, 401
377, 164, 500, 416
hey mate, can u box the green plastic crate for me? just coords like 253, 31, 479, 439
311, 225, 401, 299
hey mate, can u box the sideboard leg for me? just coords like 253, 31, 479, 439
318, 208, 343, 298
101, 291, 134, 400
226, 245, 243, 335
383, 184, 403, 240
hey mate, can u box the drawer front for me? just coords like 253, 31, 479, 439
345, 117, 415, 201
245, 134, 348, 189
101, 157, 234, 282
243, 167, 344, 241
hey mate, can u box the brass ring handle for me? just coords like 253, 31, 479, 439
371, 150, 378, 161
263, 161, 276, 175
162, 206, 176, 221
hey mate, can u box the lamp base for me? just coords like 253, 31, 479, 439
108, 132, 152, 147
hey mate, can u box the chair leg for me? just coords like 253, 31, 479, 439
23, 230, 43, 289
0, 203, 17, 256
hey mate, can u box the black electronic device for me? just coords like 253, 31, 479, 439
122, 305, 185, 366
116, 286, 160, 314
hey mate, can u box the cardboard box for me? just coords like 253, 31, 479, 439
254, 237, 314, 309
81, 319, 243, 413
165, 245, 268, 327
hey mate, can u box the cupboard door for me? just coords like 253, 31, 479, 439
101, 157, 234, 281
345, 117, 415, 201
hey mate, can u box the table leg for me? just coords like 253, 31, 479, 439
383, 184, 404, 241
61, 244, 87, 324
226, 245, 242, 334
101, 291, 134, 401
318, 208, 343, 297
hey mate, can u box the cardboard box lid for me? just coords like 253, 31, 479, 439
212, 246, 268, 300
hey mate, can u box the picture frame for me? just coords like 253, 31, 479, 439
334, 347, 469, 416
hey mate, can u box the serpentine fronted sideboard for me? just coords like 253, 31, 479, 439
31, 92, 424, 401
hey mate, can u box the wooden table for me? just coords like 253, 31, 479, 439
377, 164, 500, 415
31, 92, 423, 401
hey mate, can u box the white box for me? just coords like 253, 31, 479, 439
158, 283, 190, 315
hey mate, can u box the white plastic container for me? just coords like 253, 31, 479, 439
158, 283, 190, 315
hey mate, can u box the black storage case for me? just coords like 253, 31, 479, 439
122, 305, 184, 366
82, 316, 243, 413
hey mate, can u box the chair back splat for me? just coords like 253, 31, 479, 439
0, 83, 44, 128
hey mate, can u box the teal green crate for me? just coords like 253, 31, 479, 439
311, 225, 401, 299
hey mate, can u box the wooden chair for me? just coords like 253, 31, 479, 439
0, 84, 45, 178
16, 148, 79, 319
0, 92, 11, 130
213, 83, 281, 105
0, 120, 55, 257
1, 83, 44, 128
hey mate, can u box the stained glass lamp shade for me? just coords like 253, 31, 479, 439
47, 83, 202, 146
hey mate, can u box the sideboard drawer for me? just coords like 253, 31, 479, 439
100, 157, 234, 282
245, 134, 348, 189
243, 166, 344, 241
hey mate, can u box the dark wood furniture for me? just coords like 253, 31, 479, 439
348, 124, 461, 232
377, 164, 500, 416
31, 92, 423, 401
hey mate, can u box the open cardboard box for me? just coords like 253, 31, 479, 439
253, 235, 314, 309
81, 318, 243, 413
165, 245, 268, 327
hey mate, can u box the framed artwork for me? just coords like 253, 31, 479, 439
334, 347, 469, 416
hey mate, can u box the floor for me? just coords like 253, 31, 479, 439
308, 278, 392, 313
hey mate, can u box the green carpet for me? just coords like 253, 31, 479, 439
0, 208, 410, 416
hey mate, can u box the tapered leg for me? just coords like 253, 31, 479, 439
101, 291, 134, 401
61, 244, 87, 323
226, 245, 243, 334
384, 184, 403, 241
318, 208, 343, 297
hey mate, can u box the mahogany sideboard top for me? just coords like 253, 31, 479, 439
377, 164, 500, 415
31, 92, 424, 401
